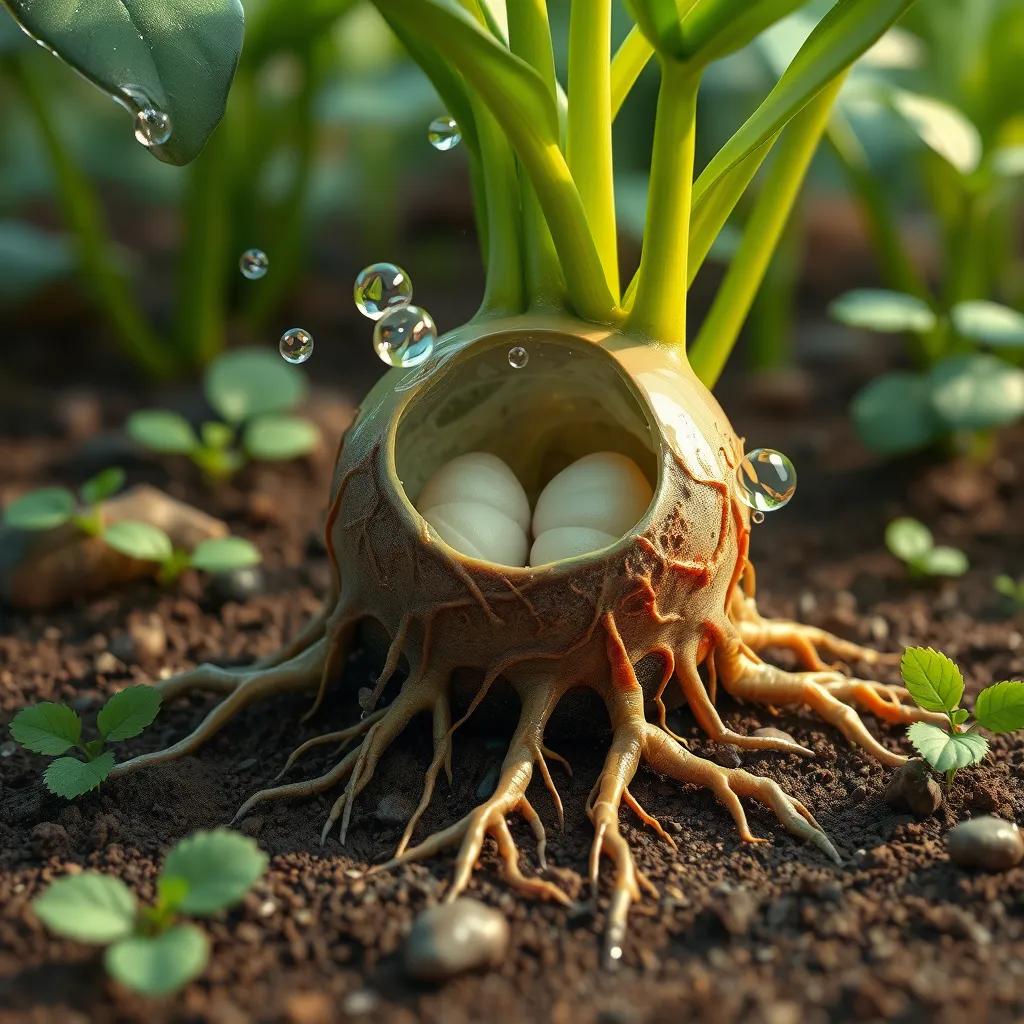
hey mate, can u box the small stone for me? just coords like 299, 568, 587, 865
208, 566, 265, 606
374, 792, 416, 825
342, 990, 379, 1016
753, 726, 795, 744
884, 759, 943, 817
947, 817, 1024, 871
94, 651, 121, 675
707, 744, 742, 769
109, 615, 167, 663
404, 898, 509, 982
31, 822, 70, 858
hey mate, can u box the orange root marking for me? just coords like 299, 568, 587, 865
603, 613, 641, 692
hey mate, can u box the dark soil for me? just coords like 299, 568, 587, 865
2, 366, 1024, 1024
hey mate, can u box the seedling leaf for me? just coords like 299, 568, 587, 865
243, 415, 319, 461
204, 349, 307, 424
950, 709, 970, 727
3, 487, 76, 531
161, 829, 267, 916
951, 301, 1024, 349
885, 517, 932, 563
10, 702, 82, 755
80, 467, 126, 506
927, 354, 1024, 432
103, 520, 174, 563
190, 537, 261, 574
97, 685, 162, 742
105, 924, 209, 996
851, 372, 940, 456
889, 89, 982, 175
918, 546, 968, 578
200, 421, 234, 450
975, 681, 1024, 734
44, 751, 116, 798
33, 874, 137, 944
907, 722, 988, 773
900, 647, 964, 713
127, 410, 199, 454
829, 289, 936, 334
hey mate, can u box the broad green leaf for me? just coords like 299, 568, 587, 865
994, 575, 1023, 601
103, 521, 174, 563
190, 537, 261, 574
44, 751, 117, 799
0, 220, 75, 305
33, 874, 137, 943
975, 681, 1024, 734
927, 354, 1024, 432
918, 546, 968, 578
889, 89, 982, 176
97, 685, 162, 742
951, 301, 1024, 348
884, 517, 932, 563
829, 289, 936, 334
161, 829, 267, 916
105, 924, 208, 996
900, 646, 964, 713
127, 410, 199, 454
204, 349, 307, 424
907, 722, 988, 773
851, 372, 941, 456
10, 702, 82, 755
3, 487, 75, 531
243, 415, 319, 462
3, 0, 245, 166
80, 467, 126, 507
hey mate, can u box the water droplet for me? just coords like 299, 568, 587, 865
428, 115, 461, 151
736, 448, 797, 512
354, 263, 413, 321
751, 510, 765, 524
239, 248, 269, 280
134, 107, 172, 147
373, 306, 437, 368
279, 327, 314, 364
508, 346, 528, 369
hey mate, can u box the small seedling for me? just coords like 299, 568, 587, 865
2, 467, 125, 535
126, 348, 319, 481
885, 517, 968, 579
32, 829, 267, 996
9, 686, 161, 798
994, 575, 1024, 613
901, 646, 1024, 786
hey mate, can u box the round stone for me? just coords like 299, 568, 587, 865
883, 758, 943, 818
947, 816, 1024, 871
404, 898, 509, 981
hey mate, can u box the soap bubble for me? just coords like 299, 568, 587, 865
736, 448, 796, 513
508, 346, 528, 369
354, 263, 413, 321
373, 306, 436, 368
279, 328, 314, 364
239, 249, 269, 280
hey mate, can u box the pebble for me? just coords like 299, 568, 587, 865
208, 566, 265, 606
404, 898, 509, 982
31, 822, 70, 858
374, 792, 416, 825
883, 759, 943, 817
707, 744, 742, 769
109, 615, 167, 663
753, 726, 796, 744
947, 817, 1024, 871
93, 651, 122, 675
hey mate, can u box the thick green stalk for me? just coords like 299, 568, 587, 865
624, 60, 699, 345
689, 77, 844, 386
610, 26, 654, 119
568, 0, 618, 296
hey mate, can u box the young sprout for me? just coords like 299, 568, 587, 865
2, 467, 125, 536
9, 686, 161, 799
995, 575, 1024, 612
32, 830, 267, 996
885, 517, 968, 580
901, 646, 1024, 787
126, 349, 319, 482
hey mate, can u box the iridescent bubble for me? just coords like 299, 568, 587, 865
736, 448, 797, 513
134, 107, 172, 147
354, 263, 413, 321
373, 306, 436, 368
428, 115, 462, 152
239, 249, 269, 280
279, 327, 314, 364
508, 346, 528, 370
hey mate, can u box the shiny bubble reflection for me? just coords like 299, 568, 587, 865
373, 306, 436, 368
279, 327, 314, 364
239, 249, 269, 280
134, 107, 172, 147
736, 448, 797, 513
354, 263, 413, 321
427, 115, 462, 151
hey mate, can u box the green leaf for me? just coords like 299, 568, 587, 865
3, 0, 245, 166
103, 521, 174, 563
975, 681, 1024, 734
160, 829, 267, 916
3, 487, 76, 531
889, 89, 982, 176
80, 467, 126, 507
681, 0, 808, 67
243, 415, 319, 462
918, 546, 969, 578
994, 575, 1023, 601
105, 924, 209, 996
44, 751, 117, 799
907, 722, 988, 773
97, 685, 162, 742
927, 354, 1024, 433
33, 874, 137, 944
156, 875, 191, 913
190, 537, 261, 574
200, 421, 234, 450
885, 517, 933, 563
204, 348, 308, 424
950, 709, 970, 727
900, 646, 964, 713
851, 372, 941, 456
126, 410, 199, 454
829, 289, 937, 334
951, 301, 1024, 349
9, 702, 82, 755
624, 0, 688, 60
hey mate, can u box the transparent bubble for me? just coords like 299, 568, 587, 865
428, 115, 462, 152
354, 263, 413, 321
134, 107, 172, 147
279, 327, 314, 364
736, 448, 797, 513
373, 306, 436, 368
239, 248, 269, 280
508, 346, 528, 370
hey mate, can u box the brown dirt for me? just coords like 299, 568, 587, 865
2, 372, 1024, 1024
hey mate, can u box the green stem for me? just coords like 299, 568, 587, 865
6, 57, 175, 379
610, 26, 654, 119
690, 77, 844, 386
624, 60, 699, 345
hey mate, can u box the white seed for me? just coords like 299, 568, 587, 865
417, 452, 530, 532
529, 526, 618, 567
421, 502, 528, 567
